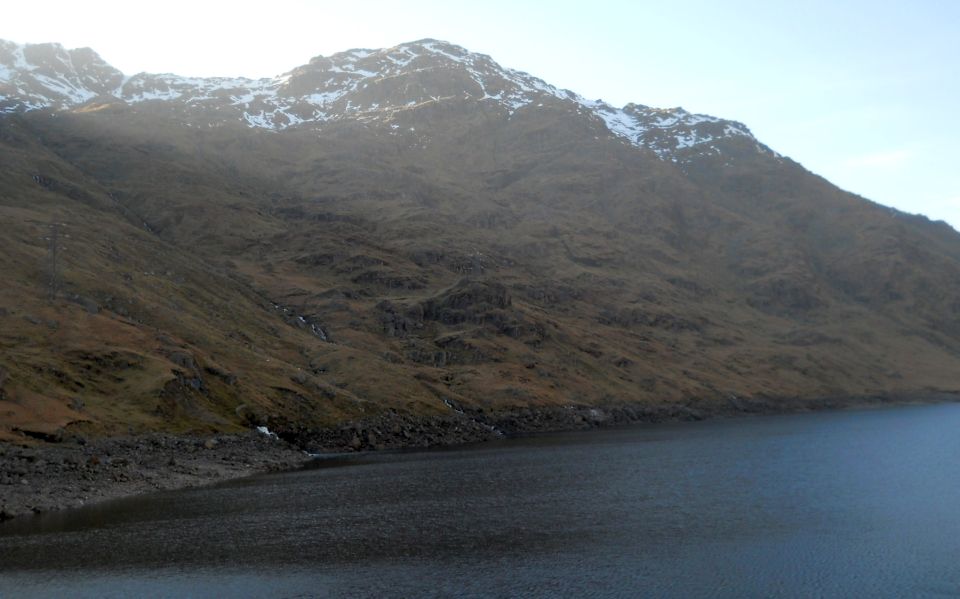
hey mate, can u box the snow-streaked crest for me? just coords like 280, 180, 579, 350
0, 38, 767, 161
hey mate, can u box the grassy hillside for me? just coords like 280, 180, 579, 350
2, 98, 959, 442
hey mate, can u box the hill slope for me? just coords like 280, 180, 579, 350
2, 39, 959, 446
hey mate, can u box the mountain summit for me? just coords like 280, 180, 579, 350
1, 39, 958, 446
0, 38, 767, 165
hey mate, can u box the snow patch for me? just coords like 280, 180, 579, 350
348, 49, 373, 59
32, 73, 97, 103
256, 426, 279, 440
305, 90, 346, 105
421, 41, 466, 63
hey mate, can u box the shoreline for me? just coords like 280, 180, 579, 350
2, 391, 958, 523
280, 390, 960, 453
0, 432, 311, 522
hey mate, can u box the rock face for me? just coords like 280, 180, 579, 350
0, 38, 960, 444
0, 41, 122, 110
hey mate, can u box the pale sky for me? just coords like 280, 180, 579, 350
3, 0, 958, 229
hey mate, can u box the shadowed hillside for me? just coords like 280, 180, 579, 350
2, 39, 959, 445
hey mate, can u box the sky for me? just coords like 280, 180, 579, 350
2, 0, 959, 228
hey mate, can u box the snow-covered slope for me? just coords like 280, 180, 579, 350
0, 40, 122, 110
0, 38, 773, 163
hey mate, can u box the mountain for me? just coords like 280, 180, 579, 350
1, 39, 959, 448
1, 39, 765, 160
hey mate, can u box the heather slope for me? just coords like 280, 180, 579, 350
1, 40, 959, 442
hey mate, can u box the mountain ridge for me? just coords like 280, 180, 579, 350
0, 37, 772, 167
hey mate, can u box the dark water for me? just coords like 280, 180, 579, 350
2, 403, 960, 598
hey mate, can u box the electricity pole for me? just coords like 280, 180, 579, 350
43, 222, 67, 302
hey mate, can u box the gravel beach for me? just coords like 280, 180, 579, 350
0, 431, 311, 521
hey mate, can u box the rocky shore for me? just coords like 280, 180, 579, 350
0, 431, 310, 521
279, 391, 960, 453
2, 391, 957, 523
